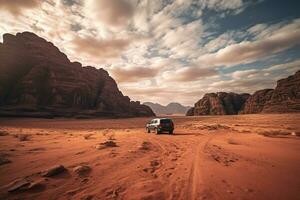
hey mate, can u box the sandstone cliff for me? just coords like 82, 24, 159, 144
261, 70, 300, 113
239, 89, 274, 114
187, 92, 249, 115
0, 32, 155, 118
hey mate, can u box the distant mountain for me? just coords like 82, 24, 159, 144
143, 102, 191, 115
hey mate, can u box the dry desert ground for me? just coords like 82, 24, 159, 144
0, 114, 300, 200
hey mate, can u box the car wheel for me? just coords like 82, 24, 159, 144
156, 128, 160, 134
169, 130, 173, 134
147, 128, 150, 133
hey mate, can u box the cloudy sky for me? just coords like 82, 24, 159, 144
1, 0, 300, 106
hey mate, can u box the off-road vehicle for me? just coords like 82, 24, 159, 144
146, 118, 174, 134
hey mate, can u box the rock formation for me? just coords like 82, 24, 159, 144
186, 107, 195, 116
261, 70, 300, 113
143, 102, 191, 115
0, 32, 155, 118
187, 92, 250, 115
188, 70, 300, 116
239, 89, 274, 114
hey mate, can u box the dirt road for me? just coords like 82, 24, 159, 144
0, 114, 299, 200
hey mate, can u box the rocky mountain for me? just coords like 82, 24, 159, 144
143, 102, 191, 115
187, 70, 300, 116
242, 70, 300, 113
186, 92, 249, 116
239, 89, 274, 114
0, 32, 155, 118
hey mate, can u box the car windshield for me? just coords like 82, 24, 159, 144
160, 119, 172, 124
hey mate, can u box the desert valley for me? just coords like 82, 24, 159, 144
0, 31, 299, 200
0, 114, 300, 200
1, 0, 300, 200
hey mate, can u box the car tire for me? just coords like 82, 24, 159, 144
147, 128, 150, 133
169, 130, 173, 134
156, 128, 160, 134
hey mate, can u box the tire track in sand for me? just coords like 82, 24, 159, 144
186, 135, 214, 200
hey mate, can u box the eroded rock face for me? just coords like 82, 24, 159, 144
189, 92, 250, 115
239, 89, 274, 114
262, 70, 300, 113
0, 32, 155, 118
186, 107, 195, 116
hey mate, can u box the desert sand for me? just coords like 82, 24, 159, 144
0, 114, 299, 200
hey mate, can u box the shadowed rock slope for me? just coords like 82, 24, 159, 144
186, 92, 250, 116
187, 70, 300, 116
239, 89, 274, 114
0, 32, 155, 118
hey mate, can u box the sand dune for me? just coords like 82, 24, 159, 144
0, 114, 299, 200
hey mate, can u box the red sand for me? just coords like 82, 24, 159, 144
0, 114, 299, 200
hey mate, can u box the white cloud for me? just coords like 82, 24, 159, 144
160, 19, 205, 59
84, 0, 134, 27
265, 59, 300, 72
198, 19, 300, 67
199, 0, 243, 11
204, 32, 236, 53
110, 65, 160, 83
0, 0, 39, 16
231, 69, 258, 79
150, 10, 181, 38
163, 66, 218, 82
71, 36, 131, 59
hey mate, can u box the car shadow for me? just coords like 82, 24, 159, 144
155, 132, 203, 136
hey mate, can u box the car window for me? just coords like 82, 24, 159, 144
160, 119, 172, 124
